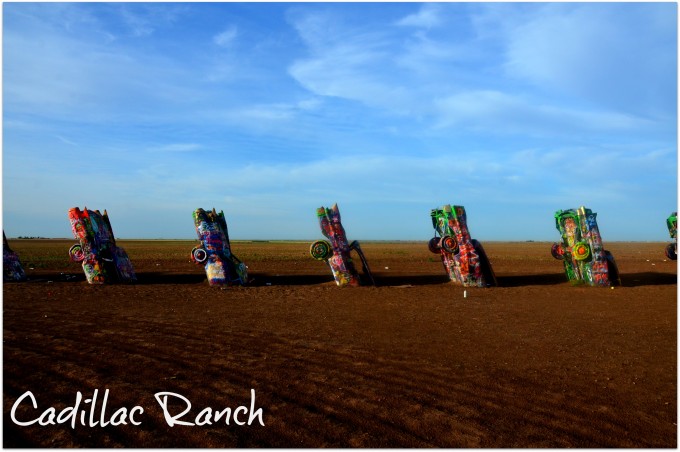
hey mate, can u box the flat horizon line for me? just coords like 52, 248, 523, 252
5, 237, 672, 244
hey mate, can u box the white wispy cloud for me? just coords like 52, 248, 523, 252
395, 3, 444, 29
116, 3, 188, 37
433, 90, 654, 136
119, 5, 154, 37
214, 25, 238, 47
501, 3, 677, 117
288, 12, 420, 113
395, 31, 467, 73
296, 97, 322, 111
148, 143, 203, 153
289, 4, 673, 142
55, 135, 78, 146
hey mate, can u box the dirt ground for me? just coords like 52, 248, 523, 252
3, 239, 677, 447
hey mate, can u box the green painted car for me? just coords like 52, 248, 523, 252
551, 206, 619, 286
665, 212, 677, 260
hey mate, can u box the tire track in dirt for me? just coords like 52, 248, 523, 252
5, 320, 436, 446
209, 335, 648, 447
4, 241, 676, 447
4, 311, 656, 447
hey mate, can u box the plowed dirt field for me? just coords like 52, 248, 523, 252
3, 240, 677, 447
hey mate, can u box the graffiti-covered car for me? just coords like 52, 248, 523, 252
428, 204, 496, 287
190, 208, 248, 286
310, 203, 375, 287
551, 206, 620, 286
665, 211, 677, 260
67, 207, 136, 284
3, 232, 26, 282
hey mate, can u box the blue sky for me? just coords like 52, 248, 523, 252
3, 2, 677, 241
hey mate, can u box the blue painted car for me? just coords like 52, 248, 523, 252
3, 232, 26, 282
67, 207, 136, 284
190, 208, 248, 286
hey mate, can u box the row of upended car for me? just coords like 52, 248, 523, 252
2, 206, 677, 287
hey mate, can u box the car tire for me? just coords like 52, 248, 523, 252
68, 244, 85, 263
310, 240, 332, 261
428, 237, 441, 254
551, 243, 565, 260
192, 246, 208, 264
572, 241, 591, 261
665, 243, 677, 260
439, 235, 459, 254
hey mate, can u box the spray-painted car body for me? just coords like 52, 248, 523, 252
190, 208, 248, 286
310, 204, 375, 287
551, 206, 620, 286
428, 204, 496, 287
67, 207, 136, 284
665, 212, 677, 260
3, 232, 26, 282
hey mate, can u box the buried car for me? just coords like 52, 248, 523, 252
428, 204, 496, 287
310, 203, 375, 287
190, 208, 248, 286
3, 231, 26, 282
67, 207, 137, 284
551, 206, 620, 286
665, 212, 677, 260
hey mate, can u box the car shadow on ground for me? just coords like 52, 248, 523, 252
16, 272, 85, 283
15, 271, 676, 288
621, 272, 677, 287
134, 272, 206, 284
248, 273, 451, 287
19, 271, 208, 285
248, 274, 334, 286
373, 274, 450, 286
496, 273, 568, 287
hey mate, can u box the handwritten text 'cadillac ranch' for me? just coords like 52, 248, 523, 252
10, 389, 265, 428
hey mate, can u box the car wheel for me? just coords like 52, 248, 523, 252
551, 243, 565, 260
572, 241, 591, 261
428, 237, 441, 254
665, 243, 677, 260
192, 246, 208, 264
68, 244, 85, 263
310, 240, 332, 261
439, 235, 459, 254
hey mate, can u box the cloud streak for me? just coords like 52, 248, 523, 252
214, 25, 238, 47
394, 3, 444, 29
